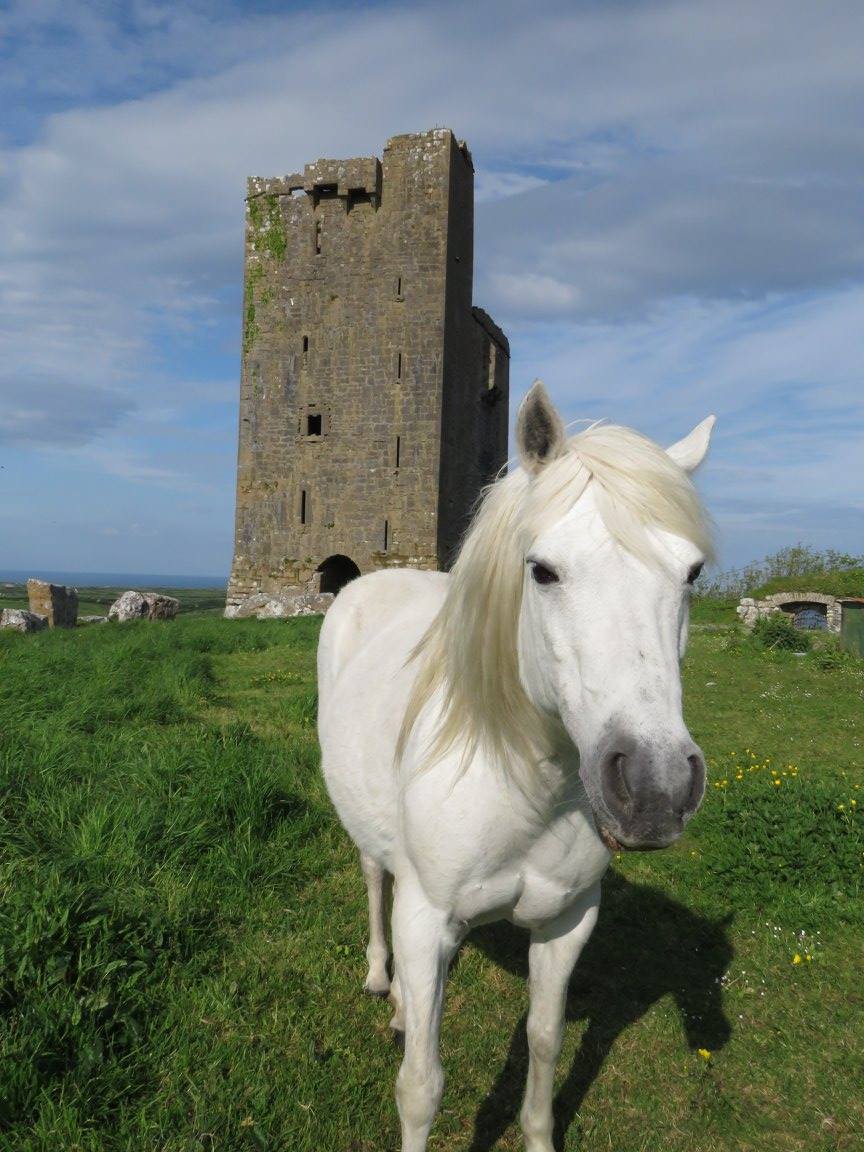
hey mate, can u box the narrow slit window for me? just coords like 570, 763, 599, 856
383, 520, 389, 551
300, 489, 307, 525
397, 352, 402, 381
302, 335, 309, 354
396, 276, 402, 297
395, 435, 401, 468
315, 220, 322, 254
487, 344, 497, 390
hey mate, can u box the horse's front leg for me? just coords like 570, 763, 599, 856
391, 873, 461, 1152
521, 886, 601, 1152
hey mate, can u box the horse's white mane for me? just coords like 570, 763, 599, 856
397, 421, 715, 789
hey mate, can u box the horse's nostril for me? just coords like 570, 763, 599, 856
604, 752, 632, 807
686, 752, 706, 811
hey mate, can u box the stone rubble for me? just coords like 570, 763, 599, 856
108, 591, 181, 622
224, 590, 334, 619
0, 609, 48, 633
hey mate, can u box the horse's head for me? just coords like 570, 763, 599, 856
516, 383, 715, 851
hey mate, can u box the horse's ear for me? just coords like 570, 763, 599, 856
517, 380, 566, 474
666, 415, 716, 473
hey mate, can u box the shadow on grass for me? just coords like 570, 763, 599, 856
468, 871, 734, 1152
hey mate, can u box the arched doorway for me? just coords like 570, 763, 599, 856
316, 554, 361, 596
781, 602, 828, 630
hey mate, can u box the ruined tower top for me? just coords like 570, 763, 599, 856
226, 129, 509, 613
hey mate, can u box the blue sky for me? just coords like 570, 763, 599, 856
1, 0, 863, 578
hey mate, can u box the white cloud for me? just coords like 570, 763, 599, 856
506, 286, 864, 565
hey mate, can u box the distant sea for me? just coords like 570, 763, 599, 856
0, 570, 227, 589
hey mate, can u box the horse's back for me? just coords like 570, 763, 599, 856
317, 567, 447, 707
317, 568, 448, 866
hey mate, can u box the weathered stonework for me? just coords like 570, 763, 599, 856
226, 129, 510, 613
27, 579, 78, 628
738, 591, 844, 632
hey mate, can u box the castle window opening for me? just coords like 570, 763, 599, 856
487, 344, 497, 390
315, 219, 322, 254
396, 276, 402, 297
302, 335, 309, 354
300, 489, 308, 525
383, 520, 389, 551
395, 436, 401, 468
347, 190, 373, 212
397, 352, 402, 381
306, 413, 322, 437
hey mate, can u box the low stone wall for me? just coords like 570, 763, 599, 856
737, 591, 842, 632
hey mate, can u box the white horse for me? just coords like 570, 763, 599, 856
317, 382, 715, 1151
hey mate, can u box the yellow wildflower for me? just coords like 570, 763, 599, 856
697, 1048, 711, 1060
792, 954, 801, 965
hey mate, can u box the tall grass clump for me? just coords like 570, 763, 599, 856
0, 616, 330, 1145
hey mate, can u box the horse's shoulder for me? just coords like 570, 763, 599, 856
319, 568, 448, 694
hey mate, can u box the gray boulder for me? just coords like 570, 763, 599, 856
0, 609, 48, 633
109, 591, 148, 621
109, 591, 180, 622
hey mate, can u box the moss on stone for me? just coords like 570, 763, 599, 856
248, 194, 287, 262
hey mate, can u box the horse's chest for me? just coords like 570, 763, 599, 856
450, 812, 609, 930
511, 834, 609, 928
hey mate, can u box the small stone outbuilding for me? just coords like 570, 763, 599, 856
737, 591, 852, 633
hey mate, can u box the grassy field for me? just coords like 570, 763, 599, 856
1, 604, 862, 1151
0, 583, 226, 617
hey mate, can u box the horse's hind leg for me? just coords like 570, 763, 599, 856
360, 853, 391, 995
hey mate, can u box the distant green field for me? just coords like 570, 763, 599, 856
0, 582, 226, 617
0, 611, 861, 1150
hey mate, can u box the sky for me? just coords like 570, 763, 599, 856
1, 0, 863, 578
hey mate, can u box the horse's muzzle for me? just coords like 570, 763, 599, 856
596, 742, 706, 850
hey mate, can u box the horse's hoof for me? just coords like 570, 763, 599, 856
364, 973, 391, 996
390, 1023, 405, 1050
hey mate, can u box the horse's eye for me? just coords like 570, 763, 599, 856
531, 563, 559, 586
687, 562, 704, 586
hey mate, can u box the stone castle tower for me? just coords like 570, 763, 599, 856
226, 129, 509, 611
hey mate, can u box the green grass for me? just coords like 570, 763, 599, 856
1, 614, 862, 1151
